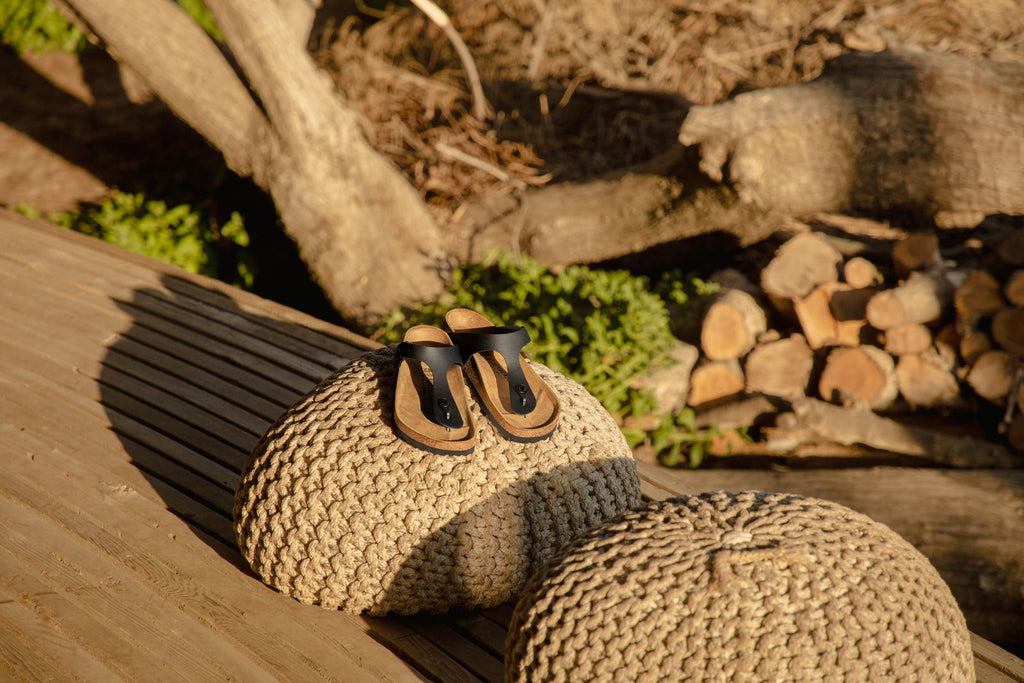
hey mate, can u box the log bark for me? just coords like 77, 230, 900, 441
895, 351, 961, 408
64, 0, 448, 326
793, 282, 868, 349
1005, 270, 1024, 307
892, 232, 940, 276
992, 308, 1024, 355
818, 345, 898, 410
688, 359, 745, 407
700, 289, 767, 361
760, 232, 842, 301
843, 256, 883, 289
865, 271, 956, 330
678, 50, 1024, 224
884, 323, 932, 357
967, 350, 1019, 405
744, 335, 814, 400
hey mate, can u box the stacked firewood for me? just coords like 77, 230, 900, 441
682, 224, 1024, 461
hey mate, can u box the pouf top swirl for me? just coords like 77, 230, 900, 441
233, 346, 641, 615
507, 490, 974, 683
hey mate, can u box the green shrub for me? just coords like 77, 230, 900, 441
20, 192, 254, 289
377, 253, 727, 466
174, 0, 223, 42
0, 0, 221, 54
377, 252, 679, 416
0, 0, 88, 54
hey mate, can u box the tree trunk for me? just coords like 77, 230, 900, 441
678, 50, 1024, 226
64, 0, 448, 327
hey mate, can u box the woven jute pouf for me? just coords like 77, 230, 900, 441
507, 491, 974, 683
233, 346, 640, 615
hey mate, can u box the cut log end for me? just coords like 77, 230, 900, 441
866, 271, 955, 330
997, 231, 1024, 268
793, 282, 868, 349
689, 359, 745, 407
1008, 412, 1024, 453
883, 323, 933, 357
992, 307, 1024, 355
744, 335, 814, 400
967, 350, 1018, 405
896, 352, 961, 408
892, 232, 940, 275
1005, 270, 1024, 307
955, 269, 1005, 327
843, 256, 884, 289
818, 345, 898, 410
760, 232, 842, 301
700, 289, 767, 361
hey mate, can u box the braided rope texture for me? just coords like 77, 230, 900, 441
234, 346, 641, 615
507, 491, 974, 683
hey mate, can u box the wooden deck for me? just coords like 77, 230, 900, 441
1, 211, 1022, 682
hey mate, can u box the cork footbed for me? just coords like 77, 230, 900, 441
444, 309, 561, 442
393, 326, 475, 455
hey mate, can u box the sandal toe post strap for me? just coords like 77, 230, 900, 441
397, 341, 465, 429
450, 326, 537, 415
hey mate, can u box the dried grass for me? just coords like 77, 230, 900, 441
315, 0, 1024, 223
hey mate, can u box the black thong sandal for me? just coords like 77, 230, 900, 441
393, 325, 475, 455
443, 309, 560, 443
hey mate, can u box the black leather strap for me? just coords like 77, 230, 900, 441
449, 326, 537, 415
397, 342, 464, 429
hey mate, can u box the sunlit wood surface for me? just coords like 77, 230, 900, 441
1, 212, 1021, 682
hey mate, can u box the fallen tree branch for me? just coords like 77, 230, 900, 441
453, 175, 786, 267
679, 49, 1024, 227
787, 397, 1017, 468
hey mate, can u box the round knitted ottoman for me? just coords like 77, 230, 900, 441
233, 346, 640, 615
507, 491, 974, 682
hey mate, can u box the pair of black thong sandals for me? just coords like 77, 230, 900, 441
393, 308, 561, 455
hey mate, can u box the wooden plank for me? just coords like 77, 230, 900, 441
0, 583, 121, 683
0, 261, 323, 395
977, 658, 1022, 683
0, 498, 240, 681
365, 618, 482, 683
973, 634, 1024, 682
4, 212, 1023, 680
0, 229, 349, 381
407, 618, 504, 683
0, 415, 418, 682
1, 212, 370, 360
450, 612, 508, 658
0, 263, 295, 414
